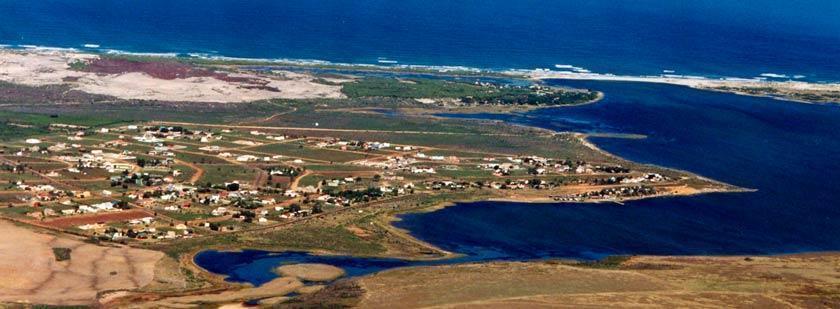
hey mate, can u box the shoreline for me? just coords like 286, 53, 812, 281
2, 46, 838, 105
4, 44, 838, 83
524, 70, 840, 104
3, 45, 832, 305
177, 96, 752, 282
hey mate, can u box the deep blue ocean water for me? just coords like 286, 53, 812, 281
2, 0, 840, 81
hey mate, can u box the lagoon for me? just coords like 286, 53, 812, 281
197, 81, 840, 285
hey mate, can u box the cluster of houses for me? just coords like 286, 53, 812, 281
426, 179, 560, 191
218, 152, 285, 163
248, 129, 288, 141
87, 217, 196, 242
14, 182, 98, 203
59, 149, 137, 173
24, 198, 126, 221
355, 155, 417, 170
1, 122, 686, 245
551, 185, 658, 202
314, 138, 403, 152
133, 125, 219, 143
476, 156, 635, 177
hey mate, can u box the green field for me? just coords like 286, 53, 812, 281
252, 142, 369, 163
342, 77, 599, 105
303, 165, 379, 173
198, 164, 258, 185
434, 169, 493, 179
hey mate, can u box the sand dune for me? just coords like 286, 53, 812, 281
0, 49, 344, 103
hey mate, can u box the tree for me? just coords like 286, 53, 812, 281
312, 203, 324, 214
289, 203, 301, 212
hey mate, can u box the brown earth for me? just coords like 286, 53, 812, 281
83, 58, 278, 91
275, 263, 345, 282
357, 254, 840, 308
0, 220, 165, 306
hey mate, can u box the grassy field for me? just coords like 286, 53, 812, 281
357, 254, 840, 308
0, 111, 126, 128
343, 78, 506, 99
154, 225, 385, 259
173, 152, 229, 164
434, 169, 493, 179
304, 164, 379, 172
252, 142, 369, 163
342, 77, 599, 105
162, 211, 215, 222
0, 110, 130, 141
198, 164, 258, 185
297, 175, 327, 187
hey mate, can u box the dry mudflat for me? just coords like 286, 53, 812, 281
276, 263, 346, 282
358, 254, 840, 308
0, 220, 165, 306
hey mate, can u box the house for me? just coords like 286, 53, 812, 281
134, 132, 161, 143
211, 207, 228, 216
105, 162, 134, 172
78, 223, 104, 230
92, 202, 115, 211
236, 155, 258, 162
411, 167, 436, 174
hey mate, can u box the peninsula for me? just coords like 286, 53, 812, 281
0, 48, 835, 308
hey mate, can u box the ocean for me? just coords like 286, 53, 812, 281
2, 0, 840, 81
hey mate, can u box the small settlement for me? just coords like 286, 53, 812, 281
0, 122, 698, 244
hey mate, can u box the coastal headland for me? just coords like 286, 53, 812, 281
523, 69, 840, 104
0, 47, 835, 308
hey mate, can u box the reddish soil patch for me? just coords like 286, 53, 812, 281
270, 176, 291, 184
81, 58, 279, 91
42, 209, 154, 228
